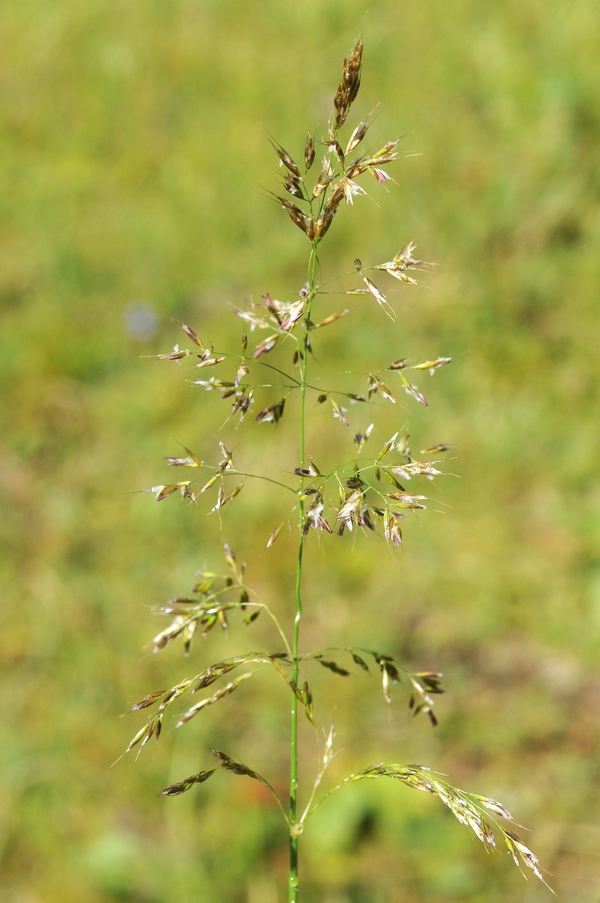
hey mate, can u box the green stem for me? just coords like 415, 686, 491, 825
289, 239, 319, 903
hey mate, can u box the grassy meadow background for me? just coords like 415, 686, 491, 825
1, 1, 600, 901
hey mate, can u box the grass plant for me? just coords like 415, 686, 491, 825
122, 39, 551, 901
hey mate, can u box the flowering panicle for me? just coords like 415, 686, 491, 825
125, 38, 550, 899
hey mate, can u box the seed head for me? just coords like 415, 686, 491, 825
333, 39, 364, 130
312, 157, 334, 198
314, 185, 345, 239
304, 132, 315, 170
346, 119, 369, 155
270, 138, 301, 178
274, 194, 315, 239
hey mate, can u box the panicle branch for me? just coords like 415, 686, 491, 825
308, 763, 552, 890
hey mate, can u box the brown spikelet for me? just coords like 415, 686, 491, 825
270, 139, 301, 178
333, 39, 364, 130
256, 398, 286, 424
274, 195, 315, 238
160, 769, 215, 797
314, 185, 345, 239
312, 156, 334, 198
282, 172, 305, 200
304, 132, 315, 170
325, 138, 345, 166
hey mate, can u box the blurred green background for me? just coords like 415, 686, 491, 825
1, 0, 599, 901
